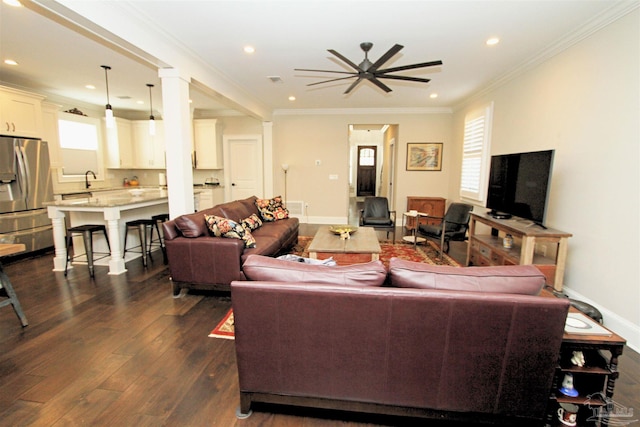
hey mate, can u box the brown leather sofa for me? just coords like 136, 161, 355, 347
231, 256, 570, 425
161, 196, 298, 295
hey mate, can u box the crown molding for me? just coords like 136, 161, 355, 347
454, 1, 639, 111
273, 107, 453, 116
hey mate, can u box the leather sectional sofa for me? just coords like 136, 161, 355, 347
161, 196, 299, 295
232, 256, 570, 425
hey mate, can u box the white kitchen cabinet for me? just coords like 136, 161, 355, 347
196, 187, 224, 211
131, 120, 165, 169
105, 117, 134, 169
193, 119, 223, 169
0, 86, 44, 138
41, 102, 61, 168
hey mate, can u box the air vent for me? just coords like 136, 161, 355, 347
267, 76, 283, 84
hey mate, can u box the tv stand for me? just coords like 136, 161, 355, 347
466, 211, 572, 291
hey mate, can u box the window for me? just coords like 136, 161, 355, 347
57, 112, 104, 181
460, 102, 493, 203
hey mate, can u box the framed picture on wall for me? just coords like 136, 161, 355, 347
406, 142, 443, 171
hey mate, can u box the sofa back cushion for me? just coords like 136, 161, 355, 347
389, 258, 545, 295
172, 196, 260, 238
243, 254, 387, 287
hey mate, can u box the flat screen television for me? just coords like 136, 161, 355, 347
486, 149, 554, 225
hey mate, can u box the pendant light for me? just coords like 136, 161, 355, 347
100, 65, 115, 128
146, 83, 156, 136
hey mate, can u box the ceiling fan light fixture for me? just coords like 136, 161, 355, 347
101, 65, 115, 128
146, 83, 155, 136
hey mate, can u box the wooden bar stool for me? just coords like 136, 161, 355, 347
65, 224, 111, 278
1, 243, 29, 327
151, 213, 170, 264
123, 219, 162, 268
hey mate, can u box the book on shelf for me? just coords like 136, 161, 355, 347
564, 312, 612, 336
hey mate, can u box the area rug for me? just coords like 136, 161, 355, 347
208, 309, 234, 340
208, 235, 460, 339
293, 235, 461, 268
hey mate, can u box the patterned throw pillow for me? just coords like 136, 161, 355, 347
241, 213, 263, 231
204, 214, 256, 248
255, 196, 290, 222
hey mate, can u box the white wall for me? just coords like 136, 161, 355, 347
450, 10, 639, 350
272, 111, 453, 222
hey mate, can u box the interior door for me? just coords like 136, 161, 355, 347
224, 135, 263, 201
356, 145, 376, 197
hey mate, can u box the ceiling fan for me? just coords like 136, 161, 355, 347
295, 42, 442, 94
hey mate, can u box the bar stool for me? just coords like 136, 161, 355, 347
65, 224, 111, 278
151, 213, 170, 264
123, 219, 162, 268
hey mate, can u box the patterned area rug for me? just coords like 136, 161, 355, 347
293, 235, 461, 268
208, 235, 460, 339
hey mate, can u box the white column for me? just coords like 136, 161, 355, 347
103, 207, 126, 275
159, 68, 194, 218
262, 121, 273, 197
47, 206, 68, 271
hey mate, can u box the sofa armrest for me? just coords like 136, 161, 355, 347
165, 236, 245, 292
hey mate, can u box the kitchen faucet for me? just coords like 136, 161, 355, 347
85, 170, 97, 189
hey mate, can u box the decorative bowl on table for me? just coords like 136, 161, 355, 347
128, 188, 145, 197
329, 225, 357, 235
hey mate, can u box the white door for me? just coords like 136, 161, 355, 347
224, 135, 263, 201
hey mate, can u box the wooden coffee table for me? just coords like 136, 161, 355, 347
308, 226, 381, 265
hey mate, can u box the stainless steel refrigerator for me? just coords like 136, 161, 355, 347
0, 136, 54, 254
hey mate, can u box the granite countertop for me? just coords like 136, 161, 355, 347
45, 188, 169, 208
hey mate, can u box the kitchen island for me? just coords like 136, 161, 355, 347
45, 189, 170, 275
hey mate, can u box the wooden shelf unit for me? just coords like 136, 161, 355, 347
466, 211, 572, 291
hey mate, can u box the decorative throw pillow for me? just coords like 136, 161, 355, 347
241, 213, 262, 231
255, 196, 289, 222
204, 214, 256, 248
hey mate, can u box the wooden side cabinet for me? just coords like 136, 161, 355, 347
405, 197, 445, 229
544, 312, 626, 427
466, 211, 572, 291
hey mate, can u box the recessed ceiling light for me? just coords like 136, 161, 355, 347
486, 37, 500, 46
85, 84, 95, 90
136, 100, 144, 105
430, 93, 438, 99
288, 96, 296, 101
4, 59, 18, 66
244, 46, 255, 54
3, 0, 22, 7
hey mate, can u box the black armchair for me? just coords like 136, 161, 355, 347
359, 197, 396, 242
418, 202, 473, 255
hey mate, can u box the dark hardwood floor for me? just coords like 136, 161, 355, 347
1, 232, 638, 426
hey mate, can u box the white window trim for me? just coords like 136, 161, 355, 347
56, 112, 105, 184
460, 102, 493, 204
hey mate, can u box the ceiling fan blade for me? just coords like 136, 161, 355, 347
370, 44, 404, 71
376, 74, 432, 83
367, 77, 393, 93
344, 76, 364, 94
294, 68, 356, 75
328, 49, 361, 71
307, 75, 359, 87
377, 60, 443, 74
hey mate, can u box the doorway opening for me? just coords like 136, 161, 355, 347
348, 124, 398, 224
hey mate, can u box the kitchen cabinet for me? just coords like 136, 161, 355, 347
105, 118, 134, 169
0, 86, 44, 138
195, 187, 224, 211
193, 119, 223, 169
131, 120, 165, 169
41, 102, 61, 168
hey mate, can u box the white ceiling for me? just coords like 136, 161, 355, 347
0, 0, 635, 119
